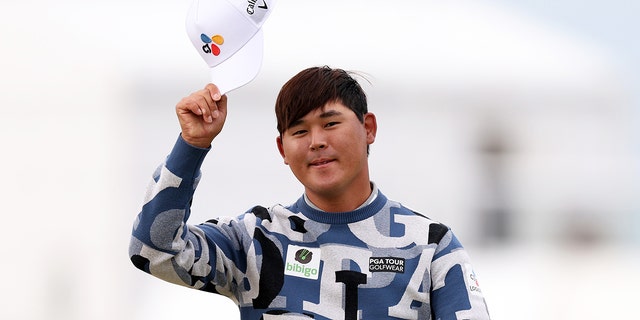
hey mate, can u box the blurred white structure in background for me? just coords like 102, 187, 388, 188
1, 0, 638, 319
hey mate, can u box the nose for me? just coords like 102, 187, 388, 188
309, 129, 327, 151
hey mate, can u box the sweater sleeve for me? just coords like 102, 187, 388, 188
430, 230, 491, 320
128, 135, 239, 296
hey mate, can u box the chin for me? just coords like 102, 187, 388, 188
308, 180, 344, 196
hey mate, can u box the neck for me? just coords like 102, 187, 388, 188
305, 182, 373, 213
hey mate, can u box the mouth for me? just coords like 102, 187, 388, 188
309, 158, 335, 167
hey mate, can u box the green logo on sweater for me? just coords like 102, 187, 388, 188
285, 245, 321, 280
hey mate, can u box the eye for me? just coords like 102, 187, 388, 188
291, 129, 307, 136
325, 121, 339, 128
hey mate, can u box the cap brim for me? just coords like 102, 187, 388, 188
210, 29, 264, 95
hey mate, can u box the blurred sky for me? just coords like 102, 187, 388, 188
1, 0, 639, 319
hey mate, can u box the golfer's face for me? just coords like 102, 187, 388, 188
277, 102, 376, 200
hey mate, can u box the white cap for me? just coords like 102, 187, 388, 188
185, 0, 277, 94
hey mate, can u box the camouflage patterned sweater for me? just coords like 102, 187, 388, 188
129, 136, 490, 320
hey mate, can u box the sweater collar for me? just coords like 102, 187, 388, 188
296, 187, 387, 224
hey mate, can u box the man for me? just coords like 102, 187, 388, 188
129, 66, 491, 319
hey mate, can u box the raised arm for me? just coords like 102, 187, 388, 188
128, 84, 237, 293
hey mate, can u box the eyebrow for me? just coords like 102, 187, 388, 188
319, 109, 343, 118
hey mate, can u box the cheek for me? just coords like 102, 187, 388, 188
282, 142, 305, 163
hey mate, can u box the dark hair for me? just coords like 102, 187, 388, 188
275, 66, 368, 135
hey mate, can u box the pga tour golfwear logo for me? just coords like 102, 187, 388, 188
369, 257, 405, 273
285, 245, 321, 280
200, 33, 224, 56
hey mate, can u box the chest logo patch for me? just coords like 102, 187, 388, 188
285, 245, 321, 280
369, 257, 405, 273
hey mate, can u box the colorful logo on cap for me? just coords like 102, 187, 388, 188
200, 33, 224, 56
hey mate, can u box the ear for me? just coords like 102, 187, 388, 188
276, 135, 289, 165
363, 112, 377, 145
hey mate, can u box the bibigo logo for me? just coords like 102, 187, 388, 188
200, 33, 224, 56
285, 245, 321, 280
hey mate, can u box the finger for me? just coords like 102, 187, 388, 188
204, 84, 223, 119
194, 90, 215, 123
216, 93, 228, 118
204, 83, 222, 101
182, 87, 216, 123
176, 96, 200, 116
177, 95, 207, 119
